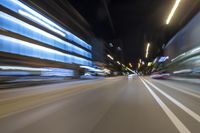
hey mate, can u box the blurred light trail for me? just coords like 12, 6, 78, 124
0, 35, 67, 55
158, 56, 169, 62
171, 53, 185, 62
12, 0, 66, 34
138, 63, 141, 68
80, 66, 103, 72
0, 66, 48, 71
173, 69, 192, 74
107, 54, 114, 60
18, 10, 65, 37
147, 62, 152, 66
142, 61, 145, 65
2, 0, 91, 50
191, 46, 200, 54
126, 67, 136, 74
117, 61, 121, 65
166, 0, 181, 25
129, 63, 132, 68
103, 68, 110, 74
145, 43, 150, 58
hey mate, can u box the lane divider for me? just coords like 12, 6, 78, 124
142, 78, 200, 123
139, 77, 191, 133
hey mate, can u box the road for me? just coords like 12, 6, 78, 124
0, 76, 199, 133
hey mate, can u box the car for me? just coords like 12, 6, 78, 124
80, 73, 96, 79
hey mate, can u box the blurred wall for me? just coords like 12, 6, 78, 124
164, 11, 200, 77
165, 11, 200, 59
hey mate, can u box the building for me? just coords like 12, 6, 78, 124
0, 0, 95, 77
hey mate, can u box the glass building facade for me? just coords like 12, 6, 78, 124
0, 0, 92, 66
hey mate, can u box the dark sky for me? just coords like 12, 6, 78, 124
68, 0, 200, 65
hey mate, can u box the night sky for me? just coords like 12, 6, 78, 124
68, 0, 200, 65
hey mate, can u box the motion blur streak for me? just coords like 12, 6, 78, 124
166, 0, 181, 24
10, 0, 91, 49
0, 11, 91, 59
18, 10, 65, 37
0, 35, 69, 55
0, 66, 48, 71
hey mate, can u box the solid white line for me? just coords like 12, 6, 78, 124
139, 77, 191, 133
153, 81, 200, 99
143, 78, 200, 123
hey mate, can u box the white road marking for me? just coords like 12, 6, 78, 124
143, 78, 200, 123
139, 77, 191, 133
153, 81, 200, 99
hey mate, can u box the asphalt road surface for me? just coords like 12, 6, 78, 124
0, 76, 199, 133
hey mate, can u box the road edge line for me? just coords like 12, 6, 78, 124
139, 77, 191, 133
143, 78, 200, 123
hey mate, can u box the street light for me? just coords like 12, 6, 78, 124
138, 63, 141, 69
145, 52, 148, 58
166, 0, 181, 25
107, 54, 114, 60
142, 61, 145, 65
129, 63, 132, 68
145, 43, 150, 58
117, 61, 121, 65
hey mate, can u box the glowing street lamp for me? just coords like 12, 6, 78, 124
166, 0, 181, 25
145, 52, 148, 58
142, 61, 145, 65
117, 61, 121, 65
145, 43, 150, 58
107, 54, 114, 60
138, 63, 141, 68
139, 59, 142, 63
129, 63, 132, 67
